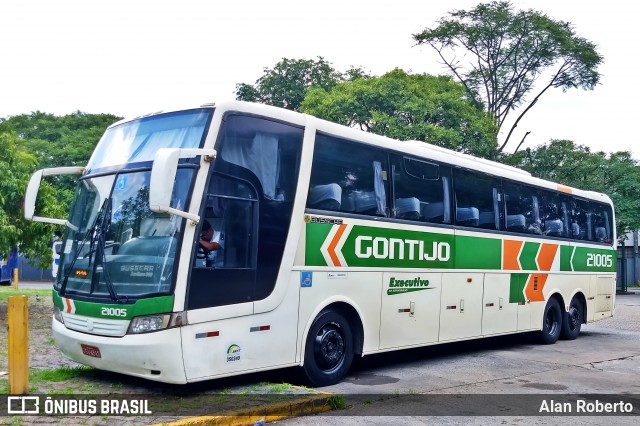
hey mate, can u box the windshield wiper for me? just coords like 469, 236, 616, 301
95, 197, 126, 303
60, 199, 109, 297
60, 198, 125, 303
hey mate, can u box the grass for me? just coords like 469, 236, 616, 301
0, 287, 51, 302
30, 366, 94, 384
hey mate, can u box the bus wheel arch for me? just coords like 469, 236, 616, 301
560, 292, 586, 340
301, 302, 363, 387
537, 294, 563, 345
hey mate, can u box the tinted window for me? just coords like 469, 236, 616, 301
570, 199, 590, 240
453, 169, 500, 229
540, 191, 569, 238
392, 156, 450, 223
503, 182, 541, 235
219, 114, 302, 202
308, 134, 389, 217
591, 203, 613, 243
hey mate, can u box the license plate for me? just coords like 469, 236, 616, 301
80, 344, 101, 358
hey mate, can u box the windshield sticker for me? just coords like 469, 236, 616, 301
114, 175, 128, 191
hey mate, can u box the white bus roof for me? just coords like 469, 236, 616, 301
109, 100, 613, 206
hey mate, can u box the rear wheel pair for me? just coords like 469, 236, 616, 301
538, 297, 584, 344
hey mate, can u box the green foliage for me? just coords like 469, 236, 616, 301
236, 56, 368, 111
0, 111, 120, 168
413, 1, 603, 151
301, 69, 498, 158
0, 111, 120, 265
503, 141, 640, 239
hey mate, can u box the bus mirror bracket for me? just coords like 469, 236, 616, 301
24, 166, 85, 228
149, 148, 216, 223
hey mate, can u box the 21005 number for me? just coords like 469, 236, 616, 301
586, 253, 613, 268
101, 307, 127, 317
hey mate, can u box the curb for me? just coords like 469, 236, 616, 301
152, 393, 336, 426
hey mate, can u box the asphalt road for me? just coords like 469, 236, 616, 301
275, 292, 640, 425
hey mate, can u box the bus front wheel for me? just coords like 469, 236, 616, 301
537, 298, 562, 344
303, 309, 353, 387
560, 297, 583, 340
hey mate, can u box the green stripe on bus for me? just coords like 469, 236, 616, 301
509, 273, 528, 304
560, 245, 574, 271
305, 222, 333, 266
304, 220, 616, 272
519, 242, 540, 270
341, 225, 455, 268
453, 235, 501, 269
53, 291, 174, 319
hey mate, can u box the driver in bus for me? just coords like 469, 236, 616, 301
199, 220, 224, 267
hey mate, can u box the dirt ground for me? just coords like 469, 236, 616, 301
0, 294, 79, 374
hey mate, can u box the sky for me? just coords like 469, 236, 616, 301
1, 0, 638, 157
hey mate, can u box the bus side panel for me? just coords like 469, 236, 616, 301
379, 272, 442, 349
181, 273, 300, 382
594, 275, 615, 320
482, 273, 518, 336
297, 271, 382, 358
439, 273, 483, 341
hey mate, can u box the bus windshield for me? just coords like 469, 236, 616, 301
55, 167, 195, 299
86, 108, 212, 172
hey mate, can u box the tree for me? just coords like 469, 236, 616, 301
301, 69, 498, 158
0, 111, 120, 266
235, 57, 368, 111
503, 140, 640, 239
413, 1, 603, 151
0, 111, 120, 169
0, 133, 67, 266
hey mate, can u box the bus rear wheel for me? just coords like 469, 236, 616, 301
303, 309, 353, 387
537, 298, 562, 344
560, 297, 583, 340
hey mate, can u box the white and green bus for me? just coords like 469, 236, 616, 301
25, 101, 616, 386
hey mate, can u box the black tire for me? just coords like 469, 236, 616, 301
560, 297, 584, 340
537, 298, 562, 344
302, 309, 353, 387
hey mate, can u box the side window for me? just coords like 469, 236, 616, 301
391, 156, 451, 223
219, 114, 302, 202
503, 182, 541, 235
571, 199, 590, 241
193, 175, 257, 269
540, 191, 569, 238
308, 134, 389, 217
453, 169, 500, 229
591, 203, 613, 244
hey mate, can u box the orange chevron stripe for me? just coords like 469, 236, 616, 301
525, 273, 548, 302
537, 243, 558, 271
64, 297, 73, 313
327, 224, 347, 266
503, 240, 523, 270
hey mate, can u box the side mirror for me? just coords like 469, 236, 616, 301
24, 166, 84, 226
149, 148, 216, 223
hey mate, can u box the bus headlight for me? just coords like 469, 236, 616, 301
53, 306, 64, 324
127, 312, 188, 334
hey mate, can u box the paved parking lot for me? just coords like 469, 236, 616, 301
275, 292, 640, 425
